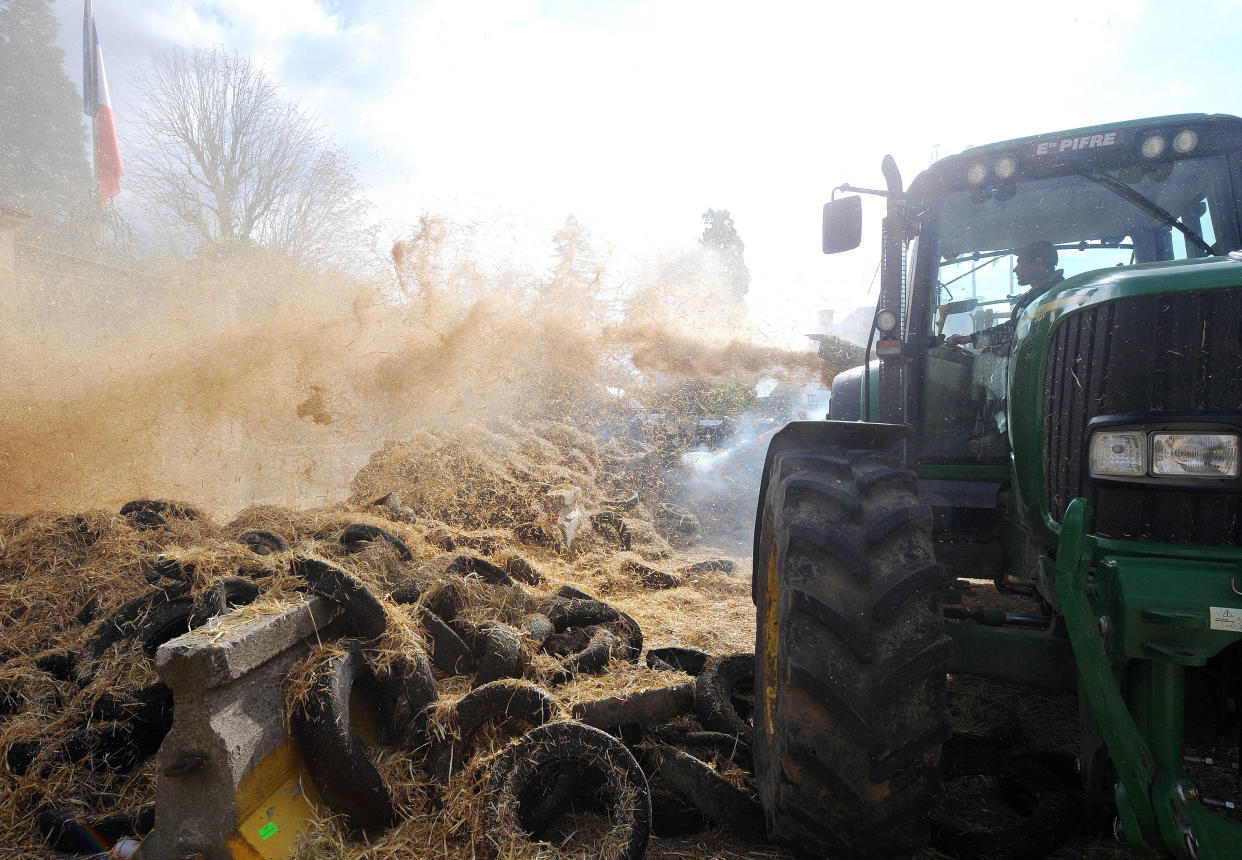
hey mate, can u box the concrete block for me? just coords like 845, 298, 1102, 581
136, 598, 342, 860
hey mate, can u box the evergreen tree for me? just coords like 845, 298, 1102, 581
700, 208, 751, 300
0, 0, 92, 222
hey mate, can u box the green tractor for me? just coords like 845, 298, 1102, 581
753, 114, 1242, 859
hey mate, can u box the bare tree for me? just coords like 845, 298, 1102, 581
128, 46, 369, 269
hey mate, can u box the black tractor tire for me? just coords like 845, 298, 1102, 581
623, 559, 681, 590
38, 803, 154, 853
562, 627, 620, 676
645, 646, 711, 676
289, 641, 397, 839
522, 613, 554, 650
235, 529, 290, 555
339, 522, 414, 561
428, 680, 556, 783
547, 597, 619, 631
188, 576, 262, 627
679, 558, 735, 576
44, 721, 164, 774
33, 650, 78, 682
642, 743, 766, 842
695, 652, 755, 743
149, 555, 192, 581
547, 598, 642, 662
426, 580, 467, 622
448, 554, 514, 586
292, 557, 387, 640
91, 682, 174, 729
555, 584, 596, 601
125, 509, 167, 530
473, 622, 523, 687
648, 784, 710, 837
651, 725, 754, 772
486, 721, 650, 860
85, 585, 191, 659
420, 609, 475, 676
600, 489, 640, 512
120, 499, 200, 520
389, 580, 423, 605
134, 596, 200, 655
503, 555, 543, 585
753, 442, 953, 860
571, 682, 695, 732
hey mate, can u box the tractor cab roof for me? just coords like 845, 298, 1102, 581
911, 113, 1242, 197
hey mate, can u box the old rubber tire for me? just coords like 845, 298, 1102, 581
695, 652, 755, 743
235, 529, 290, 555
420, 609, 474, 676
292, 557, 387, 640
645, 646, 710, 676
339, 522, 413, 561
290, 641, 397, 839
486, 721, 650, 860
188, 576, 262, 627
120, 499, 200, 520
753, 442, 952, 859
473, 622, 523, 687
85, 585, 192, 659
428, 680, 557, 783
562, 627, 620, 676
38, 803, 154, 853
642, 743, 765, 841
547, 598, 642, 662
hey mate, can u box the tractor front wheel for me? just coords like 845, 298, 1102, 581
753, 441, 952, 859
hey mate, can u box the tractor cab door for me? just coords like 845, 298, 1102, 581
919, 252, 1017, 467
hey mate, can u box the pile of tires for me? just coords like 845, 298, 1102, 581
281, 546, 766, 858
1, 497, 767, 859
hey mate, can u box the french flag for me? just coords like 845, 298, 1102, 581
82, 0, 122, 205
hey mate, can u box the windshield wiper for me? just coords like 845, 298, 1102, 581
1077, 168, 1215, 256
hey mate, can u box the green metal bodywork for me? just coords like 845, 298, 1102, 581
1008, 256, 1242, 547
1056, 500, 1242, 855
815, 114, 1242, 857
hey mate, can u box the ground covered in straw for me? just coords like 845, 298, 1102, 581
0, 418, 1144, 860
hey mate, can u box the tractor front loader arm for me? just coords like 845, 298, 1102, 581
1056, 498, 1242, 859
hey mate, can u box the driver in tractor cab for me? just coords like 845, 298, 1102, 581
946, 240, 1065, 352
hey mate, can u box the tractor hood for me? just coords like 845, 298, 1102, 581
1008, 254, 1242, 552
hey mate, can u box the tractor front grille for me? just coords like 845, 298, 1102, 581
1042, 289, 1242, 545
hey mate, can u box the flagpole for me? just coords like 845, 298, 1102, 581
84, 0, 101, 208
83, 0, 122, 209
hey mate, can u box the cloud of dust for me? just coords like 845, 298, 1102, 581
0, 221, 830, 518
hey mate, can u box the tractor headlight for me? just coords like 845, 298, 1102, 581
1173, 129, 1199, 154
966, 162, 988, 185
1151, 433, 1238, 477
1088, 430, 1240, 480
1141, 134, 1167, 159
1089, 432, 1146, 477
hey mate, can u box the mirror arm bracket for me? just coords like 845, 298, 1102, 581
832, 183, 889, 200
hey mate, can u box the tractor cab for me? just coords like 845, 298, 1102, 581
915, 130, 1241, 467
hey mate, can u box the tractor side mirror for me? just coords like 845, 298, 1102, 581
822, 195, 862, 254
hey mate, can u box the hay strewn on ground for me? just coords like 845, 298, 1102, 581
0, 419, 1146, 860
0, 420, 761, 859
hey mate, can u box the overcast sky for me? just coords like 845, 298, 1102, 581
51, 0, 1242, 345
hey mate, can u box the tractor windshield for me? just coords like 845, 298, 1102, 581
934, 151, 1238, 339
920, 150, 1241, 465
